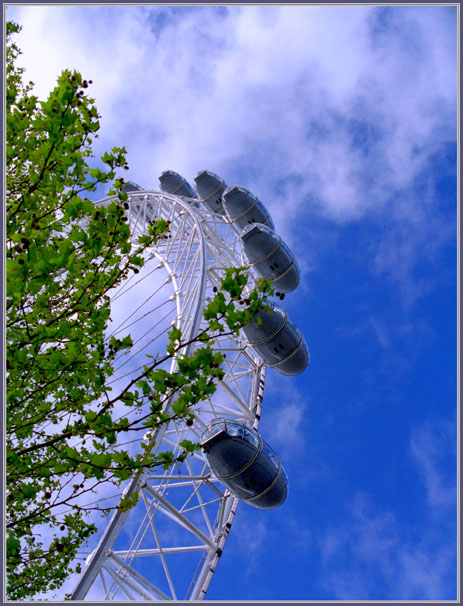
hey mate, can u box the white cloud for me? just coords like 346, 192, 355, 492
319, 492, 455, 599
395, 542, 456, 600
410, 420, 456, 511
8, 6, 455, 201
235, 516, 269, 558
318, 418, 457, 599
7, 5, 456, 306
261, 382, 307, 459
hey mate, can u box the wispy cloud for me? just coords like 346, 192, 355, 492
318, 418, 457, 600
8, 5, 456, 304
319, 496, 455, 599
261, 377, 307, 459
410, 419, 457, 511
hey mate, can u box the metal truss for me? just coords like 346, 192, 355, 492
71, 191, 265, 601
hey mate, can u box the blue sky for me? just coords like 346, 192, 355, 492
6, 4, 458, 601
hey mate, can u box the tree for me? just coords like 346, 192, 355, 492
5, 22, 272, 600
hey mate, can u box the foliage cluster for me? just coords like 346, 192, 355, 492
5, 22, 272, 600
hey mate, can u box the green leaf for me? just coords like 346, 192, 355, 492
179, 439, 200, 453
23, 485, 36, 498
88, 167, 102, 180
7, 537, 21, 556
90, 453, 112, 468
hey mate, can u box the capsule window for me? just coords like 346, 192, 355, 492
225, 420, 245, 438
260, 442, 280, 470
242, 426, 260, 448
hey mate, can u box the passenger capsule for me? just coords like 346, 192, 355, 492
121, 181, 143, 193
242, 302, 309, 375
241, 223, 300, 293
159, 170, 198, 199
201, 419, 288, 510
222, 185, 275, 231
194, 170, 227, 214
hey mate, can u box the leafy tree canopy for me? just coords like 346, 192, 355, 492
6, 21, 272, 600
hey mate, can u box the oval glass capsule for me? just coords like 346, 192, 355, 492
159, 170, 197, 199
241, 223, 300, 292
194, 170, 227, 214
201, 419, 288, 510
121, 181, 143, 193
242, 302, 309, 375
222, 185, 275, 231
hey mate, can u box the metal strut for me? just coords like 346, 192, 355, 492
70, 190, 265, 601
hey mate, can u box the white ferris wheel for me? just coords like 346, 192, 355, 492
70, 171, 308, 601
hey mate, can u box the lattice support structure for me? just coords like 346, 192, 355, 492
71, 191, 266, 601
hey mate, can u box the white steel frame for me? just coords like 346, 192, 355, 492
71, 191, 265, 601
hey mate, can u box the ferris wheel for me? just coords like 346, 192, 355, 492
70, 171, 308, 601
